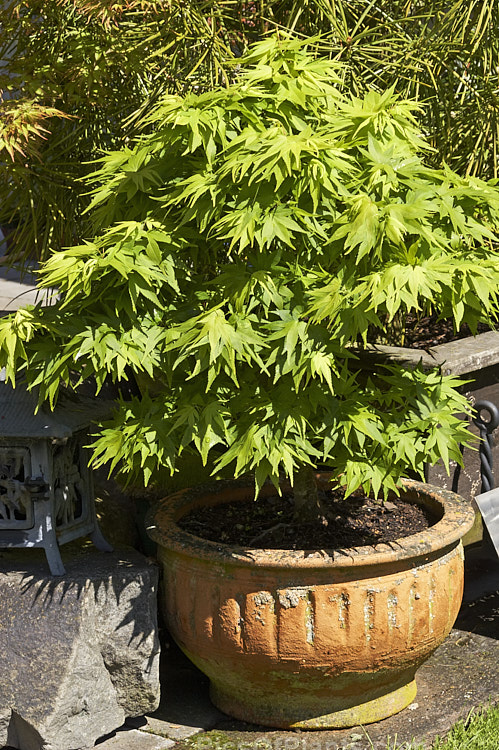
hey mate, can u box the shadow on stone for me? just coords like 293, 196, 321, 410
0, 545, 161, 750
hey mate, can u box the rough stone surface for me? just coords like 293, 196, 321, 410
429, 330, 499, 376
135, 651, 225, 741
0, 545, 160, 750
95, 728, 174, 749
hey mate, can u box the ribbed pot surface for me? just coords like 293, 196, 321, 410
147, 477, 474, 728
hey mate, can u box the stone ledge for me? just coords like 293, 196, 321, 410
354, 330, 499, 376
429, 330, 499, 376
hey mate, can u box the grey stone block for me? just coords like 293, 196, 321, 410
0, 546, 160, 750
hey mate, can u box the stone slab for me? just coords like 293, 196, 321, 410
0, 545, 160, 750
355, 331, 499, 377
429, 330, 499, 376
353, 344, 437, 371
95, 728, 174, 749
136, 664, 225, 741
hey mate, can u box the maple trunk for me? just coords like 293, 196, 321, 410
292, 464, 326, 525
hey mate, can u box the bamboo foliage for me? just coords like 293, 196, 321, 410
279, 1, 499, 177
1, 1, 499, 262
0, 1, 260, 261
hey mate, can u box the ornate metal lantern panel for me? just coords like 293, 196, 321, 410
0, 381, 112, 575
0, 447, 34, 529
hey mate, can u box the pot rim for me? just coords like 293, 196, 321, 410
145, 476, 475, 569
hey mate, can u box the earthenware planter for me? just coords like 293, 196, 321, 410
146, 476, 475, 729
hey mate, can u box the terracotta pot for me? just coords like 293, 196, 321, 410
146, 476, 474, 729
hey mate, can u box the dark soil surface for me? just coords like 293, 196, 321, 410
179, 490, 437, 551
403, 313, 492, 350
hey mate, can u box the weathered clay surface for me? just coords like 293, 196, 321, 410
188, 625, 499, 750
147, 477, 475, 729
0, 545, 160, 750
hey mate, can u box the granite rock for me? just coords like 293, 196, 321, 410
0, 546, 160, 750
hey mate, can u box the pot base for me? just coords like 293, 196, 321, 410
149, 478, 474, 730
210, 676, 417, 729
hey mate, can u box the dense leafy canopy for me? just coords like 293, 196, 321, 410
1, 36, 499, 500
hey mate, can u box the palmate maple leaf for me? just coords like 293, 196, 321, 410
57, 0, 167, 28
0, 35, 495, 510
0, 99, 69, 162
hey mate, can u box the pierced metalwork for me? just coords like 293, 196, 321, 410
0, 381, 113, 576
472, 400, 499, 493
53, 437, 84, 530
0, 448, 32, 529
